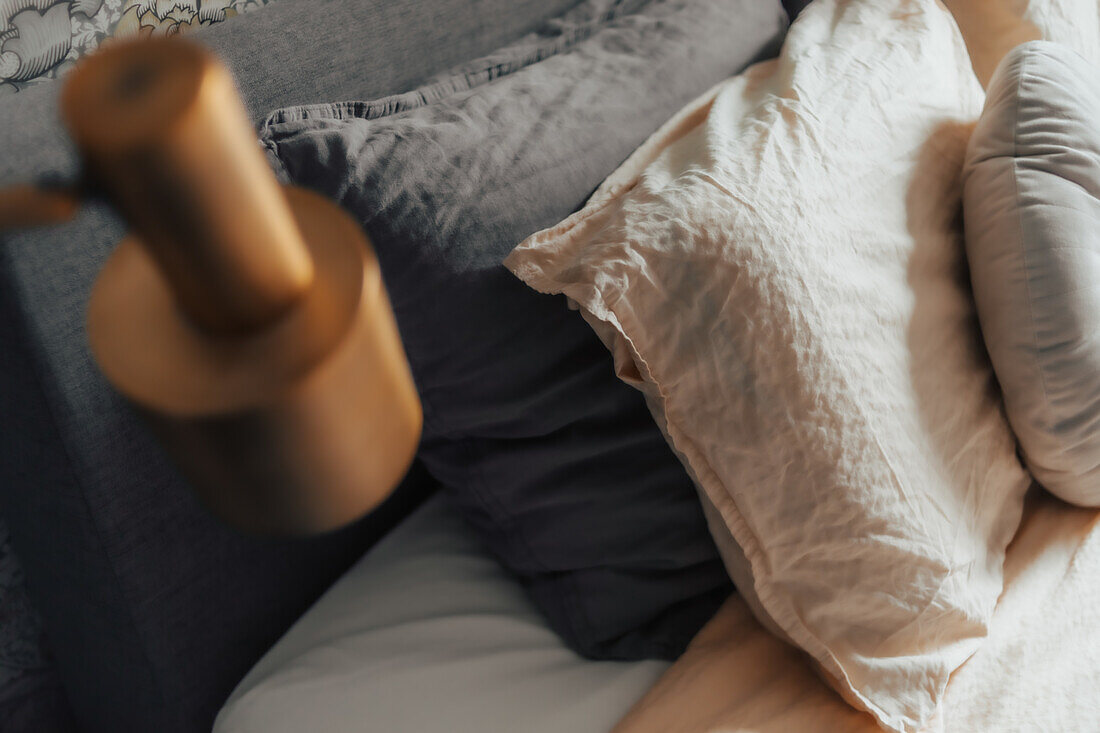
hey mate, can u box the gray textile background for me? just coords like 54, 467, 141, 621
0, 1, 579, 730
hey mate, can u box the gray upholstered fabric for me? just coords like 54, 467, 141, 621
264, 0, 786, 662
963, 41, 1100, 508
215, 496, 669, 733
0, 519, 73, 732
0, 1, 583, 731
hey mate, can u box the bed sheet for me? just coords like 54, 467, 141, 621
214, 495, 671, 733
217, 486, 1100, 732
614, 489, 1100, 732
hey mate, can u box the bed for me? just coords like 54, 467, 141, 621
2, 0, 1099, 731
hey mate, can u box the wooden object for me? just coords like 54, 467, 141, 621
0, 185, 79, 230
58, 37, 422, 535
62, 38, 314, 333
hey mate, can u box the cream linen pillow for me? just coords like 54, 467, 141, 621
505, 1, 1032, 731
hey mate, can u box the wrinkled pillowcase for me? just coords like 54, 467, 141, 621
506, 0, 1031, 730
262, 0, 789, 661
963, 40, 1100, 508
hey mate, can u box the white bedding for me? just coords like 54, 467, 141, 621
216, 490, 1100, 733
506, 0, 1100, 729
214, 495, 669, 733
613, 489, 1100, 733
507, 0, 1029, 726
588, 1, 1100, 730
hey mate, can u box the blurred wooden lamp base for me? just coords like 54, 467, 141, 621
1, 37, 422, 535
88, 187, 421, 535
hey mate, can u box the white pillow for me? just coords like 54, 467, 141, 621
963, 40, 1100, 508
505, 1, 1032, 730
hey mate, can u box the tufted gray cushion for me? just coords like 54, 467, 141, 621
963, 40, 1100, 507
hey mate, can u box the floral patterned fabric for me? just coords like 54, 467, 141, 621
0, 0, 273, 96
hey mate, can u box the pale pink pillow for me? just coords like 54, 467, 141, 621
505, 1, 1031, 730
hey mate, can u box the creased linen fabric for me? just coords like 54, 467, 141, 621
506, 0, 1035, 730
609, 489, 1100, 733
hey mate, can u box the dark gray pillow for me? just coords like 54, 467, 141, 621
263, 0, 787, 660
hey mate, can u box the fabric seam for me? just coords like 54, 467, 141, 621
258, 1, 649, 131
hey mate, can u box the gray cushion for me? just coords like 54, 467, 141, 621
263, 0, 786, 662
215, 496, 668, 733
963, 41, 1100, 508
0, 1, 583, 731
